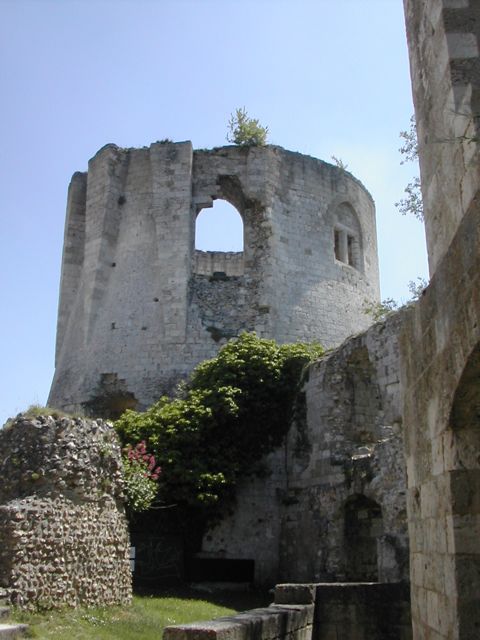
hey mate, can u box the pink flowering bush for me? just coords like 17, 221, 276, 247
122, 441, 161, 512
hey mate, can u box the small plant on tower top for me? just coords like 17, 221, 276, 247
226, 107, 269, 146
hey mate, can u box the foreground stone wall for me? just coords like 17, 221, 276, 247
49, 143, 379, 417
202, 312, 409, 586
400, 208, 480, 638
164, 594, 314, 640
402, 1, 480, 638
163, 583, 411, 640
0, 414, 131, 609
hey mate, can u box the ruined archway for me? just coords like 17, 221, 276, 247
448, 342, 480, 637
194, 199, 244, 276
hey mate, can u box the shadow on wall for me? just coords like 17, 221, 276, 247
344, 494, 383, 581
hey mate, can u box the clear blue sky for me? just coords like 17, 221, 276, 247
0, 0, 428, 425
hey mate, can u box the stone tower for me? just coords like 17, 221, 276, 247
48, 143, 380, 417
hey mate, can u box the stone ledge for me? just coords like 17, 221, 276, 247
163, 604, 314, 640
274, 584, 316, 605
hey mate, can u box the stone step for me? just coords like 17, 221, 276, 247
0, 624, 28, 639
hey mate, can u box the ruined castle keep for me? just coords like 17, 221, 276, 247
7, 0, 478, 636
48, 144, 380, 416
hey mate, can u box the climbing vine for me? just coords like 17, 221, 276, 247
115, 333, 323, 521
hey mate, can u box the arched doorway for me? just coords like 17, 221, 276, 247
344, 494, 383, 581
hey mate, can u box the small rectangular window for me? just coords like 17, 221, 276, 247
347, 234, 356, 267
334, 229, 342, 261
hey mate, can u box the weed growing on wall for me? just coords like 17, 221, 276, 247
115, 333, 323, 521
395, 115, 424, 221
226, 107, 269, 146
362, 277, 428, 321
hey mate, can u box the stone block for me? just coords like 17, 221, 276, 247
274, 584, 316, 605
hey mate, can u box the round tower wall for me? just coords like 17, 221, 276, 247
48, 143, 379, 416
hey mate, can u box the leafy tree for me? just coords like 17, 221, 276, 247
115, 333, 323, 522
226, 107, 269, 146
395, 115, 424, 221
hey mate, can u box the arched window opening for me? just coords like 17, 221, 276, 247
194, 199, 244, 277
333, 203, 363, 271
195, 199, 244, 252
344, 494, 383, 581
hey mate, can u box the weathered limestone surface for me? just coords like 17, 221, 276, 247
403, 1, 480, 638
163, 602, 315, 640
0, 415, 131, 609
202, 312, 409, 586
400, 206, 480, 639
49, 144, 380, 417
404, 0, 480, 273
281, 311, 409, 584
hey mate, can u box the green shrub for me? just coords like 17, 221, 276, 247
115, 333, 323, 521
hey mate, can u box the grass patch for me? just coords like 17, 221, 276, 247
2, 405, 85, 429
20, 404, 82, 420
12, 588, 271, 639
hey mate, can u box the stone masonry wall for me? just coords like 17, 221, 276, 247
280, 311, 409, 584
164, 597, 314, 640
49, 144, 380, 417
202, 312, 409, 587
0, 414, 131, 609
404, 0, 480, 273
400, 203, 480, 639
402, 1, 480, 638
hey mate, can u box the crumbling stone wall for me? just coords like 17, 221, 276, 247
202, 312, 409, 586
48, 144, 380, 417
280, 311, 408, 584
402, 1, 480, 638
0, 414, 131, 609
